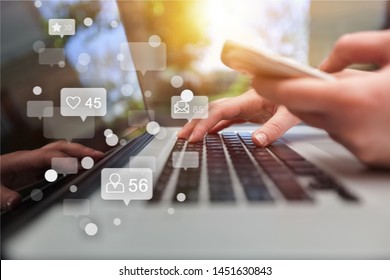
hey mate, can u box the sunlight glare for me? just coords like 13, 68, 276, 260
196, 0, 269, 72
195, 0, 310, 72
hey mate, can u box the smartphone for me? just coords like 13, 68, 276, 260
221, 40, 335, 81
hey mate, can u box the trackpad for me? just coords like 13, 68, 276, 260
309, 141, 354, 158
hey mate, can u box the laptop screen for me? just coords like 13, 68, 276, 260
1, 0, 149, 153
1, 0, 310, 154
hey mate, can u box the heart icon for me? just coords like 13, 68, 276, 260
66, 96, 81, 109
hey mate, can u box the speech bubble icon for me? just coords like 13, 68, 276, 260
172, 151, 199, 170
60, 88, 107, 121
39, 48, 65, 67
171, 96, 209, 121
51, 157, 78, 175
120, 42, 166, 75
101, 168, 153, 206
26, 101, 53, 120
63, 199, 90, 218
48, 19, 75, 38
43, 107, 95, 141
130, 156, 156, 172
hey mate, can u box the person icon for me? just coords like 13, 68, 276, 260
105, 173, 125, 193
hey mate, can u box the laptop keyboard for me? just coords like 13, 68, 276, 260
150, 132, 357, 204
222, 133, 274, 201
172, 141, 203, 203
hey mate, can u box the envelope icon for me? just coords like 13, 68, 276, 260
174, 100, 190, 114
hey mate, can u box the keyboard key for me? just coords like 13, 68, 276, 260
206, 134, 235, 201
149, 139, 186, 203
173, 169, 201, 202
172, 141, 204, 203
266, 140, 358, 202
238, 133, 311, 202
222, 133, 273, 202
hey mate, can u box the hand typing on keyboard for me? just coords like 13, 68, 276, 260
178, 89, 300, 147
0, 141, 104, 211
180, 30, 390, 169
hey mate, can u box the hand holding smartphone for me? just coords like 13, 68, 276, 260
221, 40, 335, 81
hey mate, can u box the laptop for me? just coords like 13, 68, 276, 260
1, 0, 390, 259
